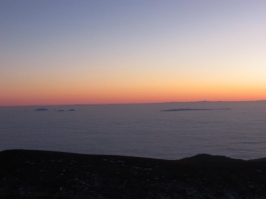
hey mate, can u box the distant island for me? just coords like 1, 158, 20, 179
34, 108, 49, 111
161, 108, 231, 112
34, 108, 76, 112
56, 109, 76, 112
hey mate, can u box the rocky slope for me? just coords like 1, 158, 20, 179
1, 150, 266, 199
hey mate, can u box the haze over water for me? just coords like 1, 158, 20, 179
1, 101, 265, 160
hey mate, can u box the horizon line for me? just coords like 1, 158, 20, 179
1, 99, 266, 108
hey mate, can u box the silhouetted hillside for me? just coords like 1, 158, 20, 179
1, 150, 266, 199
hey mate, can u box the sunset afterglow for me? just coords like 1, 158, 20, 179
1, 1, 266, 106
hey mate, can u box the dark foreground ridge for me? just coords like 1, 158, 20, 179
1, 150, 266, 199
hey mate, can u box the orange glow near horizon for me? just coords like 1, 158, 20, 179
1, 83, 266, 106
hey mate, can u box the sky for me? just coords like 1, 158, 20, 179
1, 0, 266, 106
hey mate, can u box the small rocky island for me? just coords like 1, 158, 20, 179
161, 108, 231, 112
34, 108, 49, 111
1, 150, 266, 199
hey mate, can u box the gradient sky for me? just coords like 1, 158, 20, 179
1, 0, 266, 106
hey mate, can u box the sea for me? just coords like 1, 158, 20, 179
0, 101, 265, 160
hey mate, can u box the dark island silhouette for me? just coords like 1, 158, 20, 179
161, 108, 231, 112
1, 149, 266, 199
34, 108, 49, 111
56, 109, 76, 112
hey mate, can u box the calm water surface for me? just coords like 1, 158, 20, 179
0, 102, 266, 160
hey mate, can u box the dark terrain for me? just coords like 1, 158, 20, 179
1, 150, 266, 199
